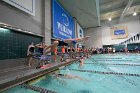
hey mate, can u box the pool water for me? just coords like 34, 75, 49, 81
3, 54, 140, 93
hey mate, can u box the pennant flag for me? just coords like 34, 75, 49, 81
137, 34, 140, 40
131, 37, 133, 42
134, 36, 136, 41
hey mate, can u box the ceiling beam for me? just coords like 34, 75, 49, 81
119, 0, 134, 23
101, 1, 140, 15
100, 0, 124, 9
101, 11, 122, 20
100, 0, 119, 6
95, 0, 100, 26
101, 5, 140, 21
84, 25, 101, 30
101, 6, 125, 15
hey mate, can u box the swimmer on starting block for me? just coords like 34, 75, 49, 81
63, 36, 90, 58
27, 42, 35, 67
41, 36, 90, 62
63, 36, 90, 45
42, 40, 59, 62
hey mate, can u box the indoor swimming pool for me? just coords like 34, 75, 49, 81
2, 54, 140, 93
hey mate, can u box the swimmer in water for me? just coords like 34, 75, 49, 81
54, 73, 88, 81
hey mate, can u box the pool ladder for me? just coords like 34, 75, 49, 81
21, 84, 57, 93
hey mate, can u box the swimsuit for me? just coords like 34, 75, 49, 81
29, 47, 34, 53
62, 47, 65, 53
28, 47, 35, 56
51, 48, 57, 55
38, 48, 43, 54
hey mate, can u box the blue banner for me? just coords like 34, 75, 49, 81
52, 0, 75, 39
114, 30, 125, 35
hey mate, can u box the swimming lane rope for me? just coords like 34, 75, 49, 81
90, 59, 132, 61
93, 58, 122, 59
90, 58, 132, 61
69, 69, 140, 77
84, 63, 140, 66
21, 84, 57, 93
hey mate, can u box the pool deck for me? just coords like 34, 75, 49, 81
0, 59, 78, 92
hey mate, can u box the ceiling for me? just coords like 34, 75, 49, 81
58, 0, 99, 29
100, 0, 140, 22
58, 0, 140, 29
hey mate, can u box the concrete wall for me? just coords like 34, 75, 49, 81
84, 15, 140, 48
102, 15, 140, 45
0, 0, 43, 35
0, 0, 52, 68
0, 0, 52, 45
84, 27, 103, 48
44, 0, 51, 45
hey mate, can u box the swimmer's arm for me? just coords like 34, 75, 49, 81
63, 39, 74, 43
44, 44, 48, 47
63, 36, 90, 43
63, 37, 84, 43
43, 45, 52, 55
79, 78, 89, 82
44, 45, 52, 50
35, 44, 40, 47
76, 76, 89, 82
63, 38, 80, 43
74, 36, 90, 42
33, 46, 35, 53
27, 45, 30, 56
44, 50, 51, 55
67, 48, 69, 53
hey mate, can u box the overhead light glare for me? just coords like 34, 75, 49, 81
108, 17, 112, 21
133, 12, 137, 16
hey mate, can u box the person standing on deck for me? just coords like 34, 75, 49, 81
27, 42, 35, 67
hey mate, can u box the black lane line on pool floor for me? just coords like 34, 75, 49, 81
90, 60, 132, 61
84, 63, 140, 66
90, 58, 132, 61
21, 84, 57, 93
92, 58, 122, 59
69, 69, 140, 77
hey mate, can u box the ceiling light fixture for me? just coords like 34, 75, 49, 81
108, 17, 112, 21
133, 12, 137, 16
